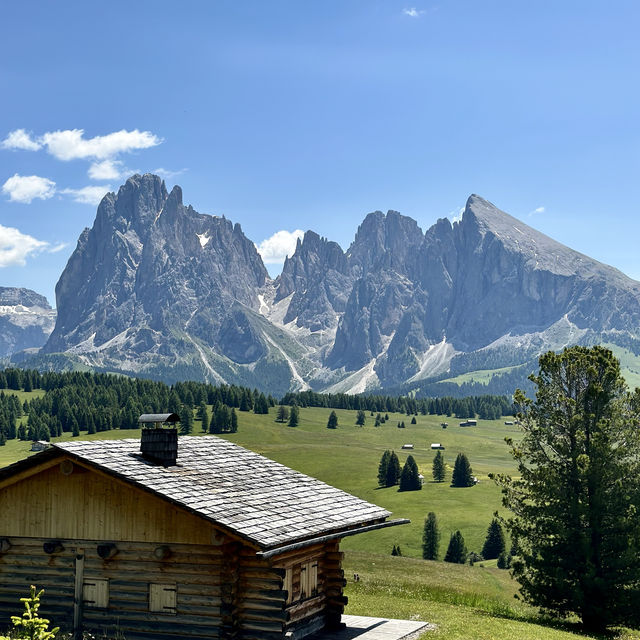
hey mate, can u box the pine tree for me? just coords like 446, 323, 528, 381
288, 405, 299, 427
355, 410, 366, 426
481, 518, 506, 560
276, 405, 289, 423
399, 455, 422, 491
451, 453, 474, 487
411, 416, 417, 424
179, 405, 193, 435
327, 410, 338, 429
72, 421, 80, 437
432, 450, 446, 482
493, 346, 640, 631
230, 408, 238, 433
422, 512, 440, 560
197, 403, 209, 433
444, 531, 467, 564
377, 450, 391, 487
385, 451, 401, 487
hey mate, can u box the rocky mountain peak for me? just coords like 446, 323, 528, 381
348, 209, 424, 276
0, 287, 51, 309
0, 287, 56, 358
44, 174, 268, 361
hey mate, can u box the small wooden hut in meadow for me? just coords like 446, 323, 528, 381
0, 419, 406, 640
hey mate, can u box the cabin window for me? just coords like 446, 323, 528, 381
83, 578, 109, 608
284, 568, 293, 604
149, 583, 177, 614
300, 561, 318, 599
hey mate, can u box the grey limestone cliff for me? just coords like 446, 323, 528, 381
0, 288, 56, 358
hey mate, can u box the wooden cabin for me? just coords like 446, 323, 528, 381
0, 426, 406, 640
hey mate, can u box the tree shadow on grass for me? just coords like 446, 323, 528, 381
478, 608, 629, 639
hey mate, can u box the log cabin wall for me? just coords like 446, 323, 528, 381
270, 540, 347, 640
0, 537, 226, 640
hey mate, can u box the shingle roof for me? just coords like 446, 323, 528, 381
53, 436, 391, 550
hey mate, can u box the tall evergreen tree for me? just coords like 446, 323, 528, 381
288, 405, 299, 427
451, 453, 474, 487
327, 410, 338, 429
377, 450, 391, 487
385, 451, 401, 487
197, 402, 209, 432
399, 455, 422, 491
444, 531, 467, 564
230, 408, 238, 433
432, 450, 446, 482
355, 410, 366, 426
481, 518, 506, 560
276, 405, 289, 423
493, 346, 640, 631
422, 512, 440, 560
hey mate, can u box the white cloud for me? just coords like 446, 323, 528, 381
2, 174, 56, 204
529, 206, 545, 216
256, 230, 304, 263
1, 129, 42, 151
61, 185, 112, 205
48, 242, 68, 253
153, 167, 188, 179
40, 128, 161, 161
88, 159, 124, 180
403, 7, 425, 17
0, 224, 48, 267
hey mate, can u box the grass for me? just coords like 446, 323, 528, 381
437, 365, 521, 387
343, 552, 640, 640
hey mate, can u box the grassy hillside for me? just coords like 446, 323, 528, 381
2, 394, 639, 638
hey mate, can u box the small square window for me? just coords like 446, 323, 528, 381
83, 578, 109, 608
149, 583, 177, 614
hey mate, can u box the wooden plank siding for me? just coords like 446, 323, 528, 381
0, 458, 225, 545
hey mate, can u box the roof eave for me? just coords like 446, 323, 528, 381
256, 518, 411, 559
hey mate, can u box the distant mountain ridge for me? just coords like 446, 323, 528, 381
17, 173, 640, 395
0, 287, 56, 359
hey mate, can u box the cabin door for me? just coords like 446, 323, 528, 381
73, 550, 84, 639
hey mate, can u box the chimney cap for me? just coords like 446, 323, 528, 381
138, 413, 180, 428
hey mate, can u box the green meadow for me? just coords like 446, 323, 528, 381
2, 393, 639, 639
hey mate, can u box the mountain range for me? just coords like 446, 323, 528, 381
7, 173, 640, 396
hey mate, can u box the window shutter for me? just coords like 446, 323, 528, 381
149, 583, 177, 614
284, 568, 293, 604
310, 561, 318, 597
83, 578, 109, 608
300, 564, 308, 599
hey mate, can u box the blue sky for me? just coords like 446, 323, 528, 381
1, 1, 638, 305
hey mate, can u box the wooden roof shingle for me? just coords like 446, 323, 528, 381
53, 436, 392, 550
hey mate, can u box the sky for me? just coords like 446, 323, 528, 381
0, 1, 638, 306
